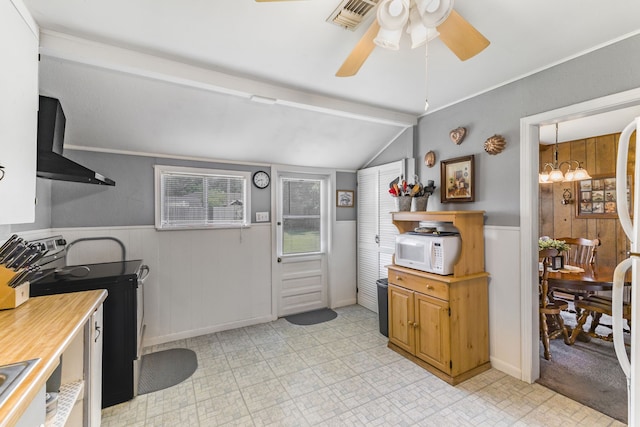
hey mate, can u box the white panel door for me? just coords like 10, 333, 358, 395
274, 171, 330, 317
357, 161, 404, 312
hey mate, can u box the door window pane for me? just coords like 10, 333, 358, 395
282, 179, 321, 254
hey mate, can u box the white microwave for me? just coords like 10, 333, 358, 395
395, 232, 461, 275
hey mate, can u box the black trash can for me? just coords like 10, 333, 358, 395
376, 278, 389, 337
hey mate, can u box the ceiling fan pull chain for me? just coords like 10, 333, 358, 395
424, 42, 430, 111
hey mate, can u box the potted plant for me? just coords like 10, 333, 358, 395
538, 237, 570, 269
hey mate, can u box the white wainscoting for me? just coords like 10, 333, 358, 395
329, 220, 357, 309
484, 225, 522, 379
14, 223, 522, 378
51, 225, 273, 346
23, 221, 358, 347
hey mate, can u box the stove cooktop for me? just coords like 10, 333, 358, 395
34, 260, 143, 286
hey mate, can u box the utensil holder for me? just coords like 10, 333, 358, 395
411, 195, 429, 211
394, 197, 412, 211
0, 266, 29, 310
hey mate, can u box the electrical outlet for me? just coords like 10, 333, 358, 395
256, 212, 269, 222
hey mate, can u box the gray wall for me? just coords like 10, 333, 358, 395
49, 150, 272, 228
371, 34, 640, 226
367, 127, 414, 169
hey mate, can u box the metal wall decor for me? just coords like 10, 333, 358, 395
424, 151, 436, 167
483, 134, 506, 155
449, 127, 467, 145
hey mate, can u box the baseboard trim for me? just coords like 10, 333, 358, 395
143, 314, 274, 347
331, 297, 357, 309
489, 356, 523, 381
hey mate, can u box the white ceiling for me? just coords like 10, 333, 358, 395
21, 0, 640, 169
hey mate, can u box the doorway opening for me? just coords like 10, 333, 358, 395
520, 87, 640, 422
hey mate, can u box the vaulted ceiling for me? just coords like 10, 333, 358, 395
22, 0, 640, 169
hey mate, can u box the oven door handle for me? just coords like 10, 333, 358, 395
139, 264, 150, 282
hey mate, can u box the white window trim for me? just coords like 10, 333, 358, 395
154, 164, 252, 230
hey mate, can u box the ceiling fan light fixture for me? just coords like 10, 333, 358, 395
421, 0, 453, 27
377, 0, 410, 30
407, 5, 428, 48
374, 27, 403, 50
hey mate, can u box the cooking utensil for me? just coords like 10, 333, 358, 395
0, 238, 23, 263
20, 249, 48, 270
0, 235, 19, 258
1, 243, 26, 267
7, 268, 31, 288
7, 245, 37, 270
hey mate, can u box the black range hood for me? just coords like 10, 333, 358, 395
37, 96, 115, 186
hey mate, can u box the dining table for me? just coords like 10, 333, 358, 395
546, 262, 631, 343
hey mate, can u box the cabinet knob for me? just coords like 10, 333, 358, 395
425, 285, 433, 290
396, 276, 402, 281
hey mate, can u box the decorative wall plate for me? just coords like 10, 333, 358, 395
449, 127, 467, 145
424, 151, 436, 167
483, 134, 506, 155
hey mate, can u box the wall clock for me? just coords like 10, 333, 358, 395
252, 171, 270, 189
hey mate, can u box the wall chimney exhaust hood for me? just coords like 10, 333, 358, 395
37, 96, 115, 186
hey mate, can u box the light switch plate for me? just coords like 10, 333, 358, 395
256, 211, 269, 222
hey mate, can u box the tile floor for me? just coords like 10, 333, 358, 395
101, 305, 624, 426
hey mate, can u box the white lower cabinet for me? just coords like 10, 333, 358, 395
17, 385, 45, 427
88, 305, 103, 427
47, 304, 103, 427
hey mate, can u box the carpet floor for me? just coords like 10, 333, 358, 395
284, 308, 337, 325
138, 348, 198, 395
536, 309, 630, 423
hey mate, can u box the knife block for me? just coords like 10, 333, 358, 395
0, 266, 29, 310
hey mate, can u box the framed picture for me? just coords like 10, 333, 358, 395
575, 174, 632, 218
336, 190, 354, 207
441, 155, 475, 203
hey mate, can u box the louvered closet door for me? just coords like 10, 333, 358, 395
357, 160, 403, 312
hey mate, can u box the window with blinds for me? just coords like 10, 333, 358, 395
154, 165, 251, 229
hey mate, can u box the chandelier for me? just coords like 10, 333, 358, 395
539, 123, 592, 184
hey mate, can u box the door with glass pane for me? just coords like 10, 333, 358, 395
275, 173, 329, 316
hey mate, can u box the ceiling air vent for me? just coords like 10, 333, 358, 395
326, 0, 379, 31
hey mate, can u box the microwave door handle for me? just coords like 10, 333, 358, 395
427, 240, 434, 270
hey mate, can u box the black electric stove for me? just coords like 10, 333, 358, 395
29, 239, 148, 409
33, 260, 143, 288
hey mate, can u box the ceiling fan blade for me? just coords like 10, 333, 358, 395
436, 9, 489, 61
335, 20, 380, 77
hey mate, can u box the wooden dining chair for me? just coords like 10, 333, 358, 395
555, 237, 600, 265
570, 294, 631, 343
539, 248, 571, 360
551, 237, 601, 309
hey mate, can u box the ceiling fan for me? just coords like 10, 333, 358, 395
255, 0, 490, 77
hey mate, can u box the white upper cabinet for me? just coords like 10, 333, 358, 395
0, 0, 38, 225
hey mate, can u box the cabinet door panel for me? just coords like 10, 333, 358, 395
415, 293, 450, 373
388, 284, 414, 353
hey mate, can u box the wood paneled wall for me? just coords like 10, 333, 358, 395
539, 132, 636, 267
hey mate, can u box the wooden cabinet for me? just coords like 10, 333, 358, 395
387, 211, 490, 385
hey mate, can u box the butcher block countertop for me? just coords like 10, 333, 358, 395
0, 289, 107, 427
